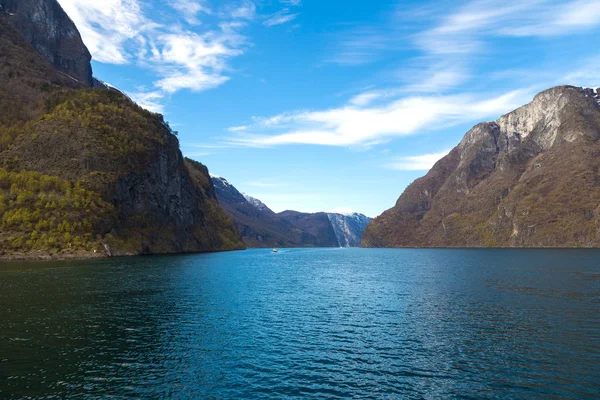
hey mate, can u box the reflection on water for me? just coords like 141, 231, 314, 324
1, 249, 599, 398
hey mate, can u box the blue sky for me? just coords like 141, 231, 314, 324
57, 0, 600, 217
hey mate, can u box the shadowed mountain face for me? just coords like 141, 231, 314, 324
327, 212, 372, 247
0, 0, 93, 87
362, 86, 600, 248
0, 1, 244, 259
211, 176, 371, 247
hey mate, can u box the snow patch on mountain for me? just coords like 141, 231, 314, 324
243, 193, 273, 213
210, 175, 231, 187
580, 87, 600, 105
327, 213, 372, 247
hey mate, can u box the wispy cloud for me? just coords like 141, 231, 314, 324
385, 150, 451, 171
57, 0, 254, 110
228, 125, 250, 132
222, 0, 256, 20
326, 27, 396, 65
170, 0, 211, 25
226, 89, 530, 147
264, 9, 299, 26
57, 0, 152, 64
241, 0, 599, 149
128, 90, 165, 113
150, 27, 246, 93
417, 0, 600, 56
328, 0, 600, 68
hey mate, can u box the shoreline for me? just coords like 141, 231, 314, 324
4, 246, 600, 262
0, 247, 247, 262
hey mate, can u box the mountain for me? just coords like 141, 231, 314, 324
210, 175, 313, 247
362, 86, 600, 248
0, 0, 244, 259
277, 210, 340, 247
0, 0, 93, 87
211, 176, 371, 247
327, 212, 372, 247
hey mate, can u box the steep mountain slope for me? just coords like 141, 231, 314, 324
278, 210, 340, 247
211, 175, 371, 247
327, 213, 372, 247
0, 0, 93, 87
362, 86, 600, 248
0, 4, 243, 259
211, 175, 313, 247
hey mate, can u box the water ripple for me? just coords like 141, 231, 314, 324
0, 248, 599, 399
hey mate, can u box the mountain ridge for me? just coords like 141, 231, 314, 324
362, 85, 600, 248
210, 175, 371, 248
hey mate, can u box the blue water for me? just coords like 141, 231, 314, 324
1, 248, 599, 399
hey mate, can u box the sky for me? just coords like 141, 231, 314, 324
56, 0, 600, 217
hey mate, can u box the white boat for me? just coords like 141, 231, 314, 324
272, 248, 278, 253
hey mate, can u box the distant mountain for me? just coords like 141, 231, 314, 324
277, 210, 340, 247
211, 176, 371, 247
362, 86, 600, 248
328, 212, 372, 247
0, 0, 244, 259
242, 193, 271, 213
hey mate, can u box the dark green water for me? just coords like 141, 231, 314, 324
1, 248, 599, 399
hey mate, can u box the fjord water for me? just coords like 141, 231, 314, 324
1, 249, 599, 399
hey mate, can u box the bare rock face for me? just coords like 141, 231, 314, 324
0, 0, 93, 86
327, 213, 372, 247
362, 86, 600, 248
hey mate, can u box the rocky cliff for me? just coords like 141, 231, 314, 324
278, 210, 340, 247
211, 176, 370, 247
0, 0, 93, 87
362, 86, 600, 248
327, 213, 372, 247
0, 7, 244, 259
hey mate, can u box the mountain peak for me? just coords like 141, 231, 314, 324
577, 86, 600, 105
363, 85, 600, 248
0, 0, 94, 87
242, 193, 273, 213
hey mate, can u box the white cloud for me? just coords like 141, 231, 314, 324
228, 125, 250, 132
418, 0, 600, 55
264, 9, 299, 26
385, 150, 451, 171
57, 0, 151, 64
170, 0, 211, 24
400, 65, 469, 93
128, 91, 165, 113
349, 92, 382, 107
227, 89, 530, 147
223, 0, 257, 20
150, 29, 244, 93
329, 0, 600, 67
326, 27, 393, 65
57, 0, 252, 111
